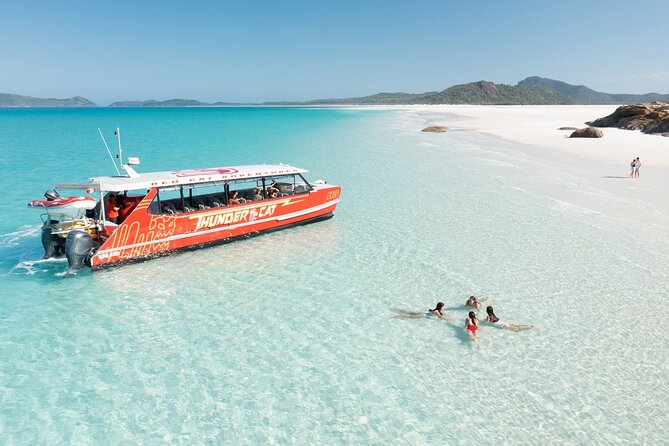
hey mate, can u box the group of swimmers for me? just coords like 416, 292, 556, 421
392, 296, 533, 347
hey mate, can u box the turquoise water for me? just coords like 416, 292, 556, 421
1, 107, 667, 444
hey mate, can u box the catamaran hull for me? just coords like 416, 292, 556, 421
90, 186, 341, 270
91, 212, 333, 270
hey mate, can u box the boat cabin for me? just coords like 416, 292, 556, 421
57, 164, 314, 227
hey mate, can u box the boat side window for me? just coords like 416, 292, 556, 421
149, 186, 185, 215
185, 182, 227, 210
228, 179, 263, 204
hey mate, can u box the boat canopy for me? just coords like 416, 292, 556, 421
56, 164, 308, 192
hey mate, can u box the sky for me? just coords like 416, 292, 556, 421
1, 0, 667, 105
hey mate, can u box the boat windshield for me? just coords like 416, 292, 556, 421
100, 190, 147, 224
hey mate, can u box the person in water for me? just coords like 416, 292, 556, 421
465, 296, 488, 312
485, 306, 533, 331
465, 296, 480, 311
465, 311, 480, 346
390, 302, 448, 319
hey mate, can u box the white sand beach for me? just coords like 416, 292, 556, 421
395, 105, 669, 214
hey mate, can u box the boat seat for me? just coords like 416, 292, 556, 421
161, 203, 176, 214
209, 195, 226, 207
193, 198, 210, 210
162, 201, 184, 215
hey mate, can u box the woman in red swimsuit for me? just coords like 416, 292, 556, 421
465, 311, 480, 347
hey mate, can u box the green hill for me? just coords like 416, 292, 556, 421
0, 93, 96, 107
109, 99, 221, 107
519, 76, 669, 104
297, 81, 575, 105
425, 81, 576, 105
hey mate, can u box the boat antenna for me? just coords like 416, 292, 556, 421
98, 128, 121, 175
115, 128, 123, 167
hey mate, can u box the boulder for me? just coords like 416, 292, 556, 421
587, 102, 669, 135
558, 126, 579, 130
646, 115, 669, 134
421, 126, 450, 132
570, 127, 603, 138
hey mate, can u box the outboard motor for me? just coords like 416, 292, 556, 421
44, 190, 61, 201
41, 224, 64, 259
64, 230, 99, 274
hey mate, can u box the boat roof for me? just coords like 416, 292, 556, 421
56, 164, 308, 192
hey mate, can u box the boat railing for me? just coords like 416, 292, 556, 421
42, 214, 99, 237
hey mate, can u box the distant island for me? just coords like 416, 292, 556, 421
108, 99, 242, 107
289, 77, 669, 106
0, 93, 96, 107
2, 77, 668, 107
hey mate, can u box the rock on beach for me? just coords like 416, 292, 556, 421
570, 127, 603, 138
421, 126, 449, 132
587, 102, 669, 136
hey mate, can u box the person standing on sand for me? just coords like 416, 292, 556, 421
629, 159, 636, 178
634, 157, 641, 178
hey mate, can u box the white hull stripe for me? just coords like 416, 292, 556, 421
188, 196, 299, 219
96, 199, 339, 256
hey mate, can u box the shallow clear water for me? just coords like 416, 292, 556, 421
0, 107, 667, 444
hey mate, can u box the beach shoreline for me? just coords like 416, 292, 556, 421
360, 104, 669, 215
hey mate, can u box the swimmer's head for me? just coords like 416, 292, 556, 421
468, 311, 476, 320
430, 302, 445, 312
486, 306, 494, 315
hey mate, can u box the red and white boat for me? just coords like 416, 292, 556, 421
29, 130, 341, 273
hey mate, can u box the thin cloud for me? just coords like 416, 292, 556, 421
646, 71, 669, 82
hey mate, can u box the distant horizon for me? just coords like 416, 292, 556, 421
3, 74, 669, 107
1, 0, 667, 104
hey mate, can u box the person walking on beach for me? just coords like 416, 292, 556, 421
629, 159, 636, 178
634, 157, 641, 178
465, 311, 480, 346
484, 306, 533, 331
